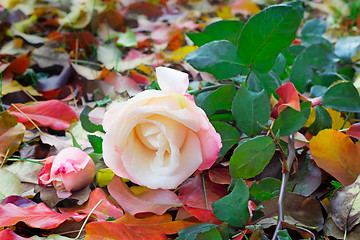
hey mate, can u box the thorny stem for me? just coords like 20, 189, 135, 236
272, 134, 295, 240
74, 199, 103, 239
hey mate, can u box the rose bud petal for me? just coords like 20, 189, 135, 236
102, 67, 222, 189
38, 147, 95, 198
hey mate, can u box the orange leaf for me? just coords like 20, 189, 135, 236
59, 188, 123, 221
84, 221, 167, 240
115, 212, 194, 234
275, 82, 301, 114
84, 212, 194, 240
6, 50, 33, 75
7, 100, 77, 130
309, 129, 360, 185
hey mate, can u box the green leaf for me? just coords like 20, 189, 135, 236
321, 82, 360, 112
67, 131, 82, 149
80, 106, 105, 133
277, 229, 293, 240
290, 44, 338, 92
248, 70, 281, 95
200, 84, 237, 116
237, 5, 302, 73
334, 36, 360, 61
250, 178, 282, 202
88, 135, 103, 154
185, 40, 247, 79
177, 223, 218, 240
195, 228, 222, 240
212, 179, 250, 228
115, 27, 137, 47
272, 101, 311, 136
0, 169, 22, 200
301, 19, 327, 37
187, 20, 244, 46
88, 153, 103, 164
229, 136, 275, 179
308, 105, 332, 135
212, 121, 240, 157
232, 86, 271, 136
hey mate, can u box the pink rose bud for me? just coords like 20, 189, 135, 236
38, 147, 95, 198
102, 67, 222, 189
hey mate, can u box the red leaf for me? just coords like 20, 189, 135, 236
108, 176, 182, 215
59, 188, 124, 221
0, 229, 32, 240
46, 31, 99, 51
178, 174, 227, 209
84, 221, 167, 240
183, 206, 221, 224
208, 167, 231, 185
0, 202, 85, 229
6, 50, 32, 75
275, 82, 301, 114
347, 123, 360, 139
7, 100, 77, 130
128, 2, 163, 19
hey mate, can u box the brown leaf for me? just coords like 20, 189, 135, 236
0, 111, 25, 163
330, 174, 360, 232
260, 192, 324, 230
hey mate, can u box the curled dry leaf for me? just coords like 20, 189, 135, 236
330, 174, 360, 232
0, 111, 25, 163
7, 100, 77, 130
309, 129, 360, 185
108, 176, 182, 215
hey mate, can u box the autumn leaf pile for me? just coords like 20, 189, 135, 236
1, 0, 360, 239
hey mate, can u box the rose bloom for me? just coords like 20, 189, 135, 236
38, 147, 96, 198
102, 67, 222, 189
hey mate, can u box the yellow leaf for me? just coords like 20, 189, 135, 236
97, 168, 115, 187
168, 46, 198, 61
304, 107, 351, 130
309, 129, 360, 185
354, 74, 360, 95
2, 81, 42, 96
215, 6, 234, 20
136, 64, 154, 76
130, 186, 150, 195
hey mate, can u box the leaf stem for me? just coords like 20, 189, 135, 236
6, 157, 45, 165
272, 134, 295, 240
74, 199, 103, 240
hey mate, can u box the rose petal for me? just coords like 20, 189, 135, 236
123, 131, 202, 189
156, 67, 189, 95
